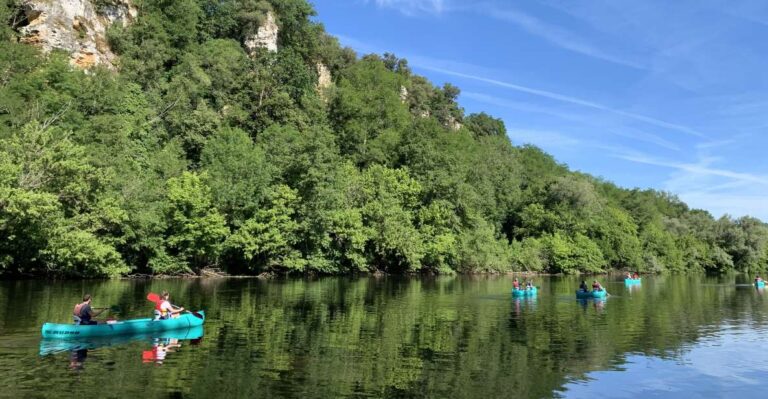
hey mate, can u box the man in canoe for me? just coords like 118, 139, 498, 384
73, 294, 105, 325
592, 280, 604, 291
154, 291, 185, 320
579, 281, 589, 292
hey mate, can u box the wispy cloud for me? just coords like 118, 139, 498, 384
483, 6, 645, 69
506, 128, 582, 149
464, 91, 682, 151
616, 153, 768, 186
366, 0, 447, 15
462, 91, 586, 121
615, 149, 768, 219
421, 65, 707, 138
612, 130, 680, 152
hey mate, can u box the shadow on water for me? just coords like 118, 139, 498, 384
1, 274, 768, 398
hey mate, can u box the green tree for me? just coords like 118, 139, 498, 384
226, 184, 304, 272
165, 172, 229, 270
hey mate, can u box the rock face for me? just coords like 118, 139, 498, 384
399, 85, 408, 103
446, 115, 462, 131
19, 0, 136, 69
316, 62, 331, 90
244, 11, 278, 55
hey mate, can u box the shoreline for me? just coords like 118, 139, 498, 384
0, 269, 698, 282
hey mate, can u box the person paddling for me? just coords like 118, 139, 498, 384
592, 280, 603, 292
73, 294, 104, 325
579, 281, 589, 293
512, 278, 520, 290
154, 291, 185, 320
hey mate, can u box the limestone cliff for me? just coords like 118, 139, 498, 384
316, 62, 331, 89
244, 11, 278, 55
19, 0, 137, 69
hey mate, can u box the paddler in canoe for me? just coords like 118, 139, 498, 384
592, 280, 604, 291
512, 278, 520, 290
73, 294, 105, 325
578, 280, 589, 293
525, 280, 534, 289
153, 290, 185, 320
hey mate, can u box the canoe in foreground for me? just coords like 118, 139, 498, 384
512, 287, 538, 297
41, 311, 205, 339
576, 290, 607, 299
756, 281, 766, 288
624, 278, 642, 285
40, 325, 204, 356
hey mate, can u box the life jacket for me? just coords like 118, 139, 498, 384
155, 300, 171, 318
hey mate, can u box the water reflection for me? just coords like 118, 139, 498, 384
1, 275, 768, 398
40, 326, 204, 370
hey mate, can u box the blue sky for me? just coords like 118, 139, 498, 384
311, 0, 768, 221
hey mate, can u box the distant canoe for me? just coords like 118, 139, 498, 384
624, 278, 642, 285
576, 289, 607, 299
512, 287, 538, 297
756, 281, 766, 288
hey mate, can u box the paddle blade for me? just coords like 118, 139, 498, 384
147, 293, 161, 303
189, 311, 203, 320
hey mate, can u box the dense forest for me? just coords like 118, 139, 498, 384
1, 0, 767, 278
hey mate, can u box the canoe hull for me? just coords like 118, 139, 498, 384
576, 290, 607, 299
756, 281, 766, 288
41, 311, 205, 339
512, 287, 538, 297
624, 278, 642, 285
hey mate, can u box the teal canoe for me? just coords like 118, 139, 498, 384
624, 278, 642, 285
512, 287, 538, 297
41, 311, 205, 339
39, 325, 204, 356
576, 289, 607, 299
756, 281, 766, 288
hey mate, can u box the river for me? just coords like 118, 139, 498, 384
0, 275, 766, 398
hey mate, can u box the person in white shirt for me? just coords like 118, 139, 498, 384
154, 291, 185, 320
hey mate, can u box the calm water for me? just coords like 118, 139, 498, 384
0, 275, 767, 398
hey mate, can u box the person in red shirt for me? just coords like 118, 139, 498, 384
592, 280, 603, 291
512, 278, 520, 290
